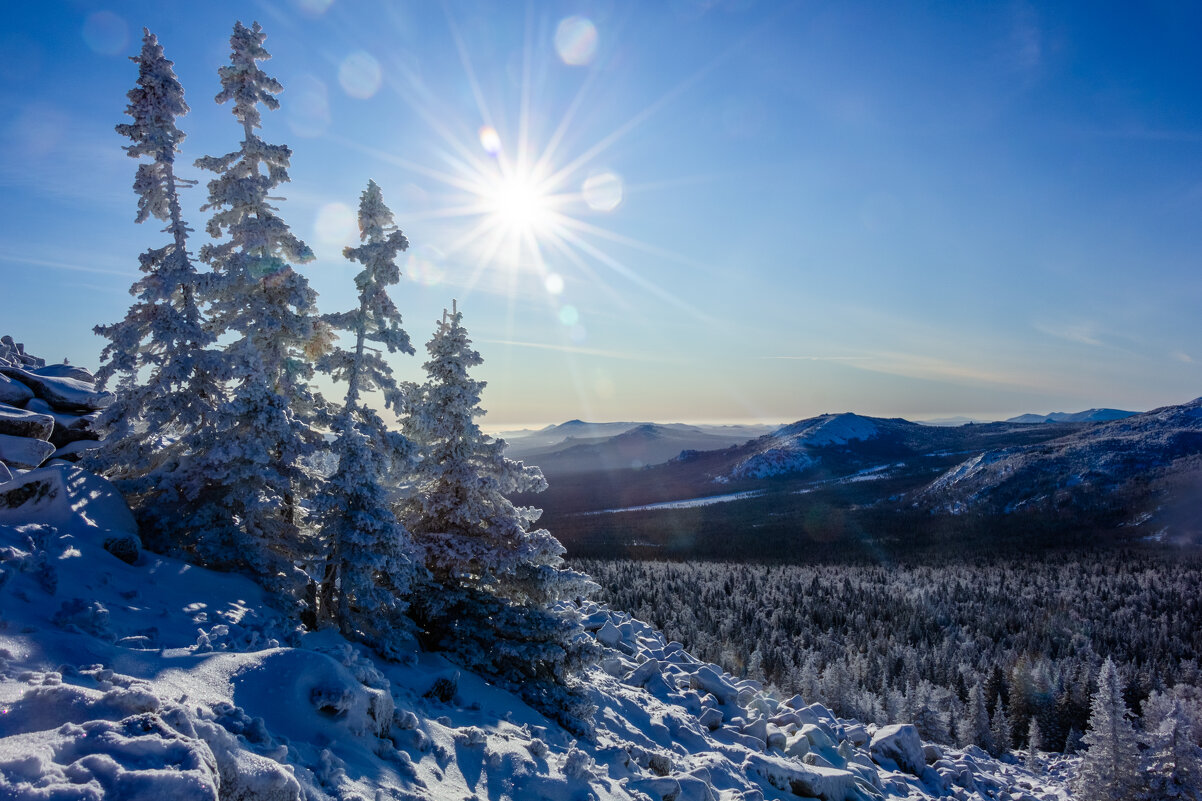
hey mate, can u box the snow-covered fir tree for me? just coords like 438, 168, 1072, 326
1074, 657, 1142, 801
180, 20, 327, 589
990, 693, 1012, 757
962, 681, 993, 751
1144, 698, 1202, 801
310, 181, 419, 651
1025, 716, 1043, 773
400, 302, 598, 732
91, 29, 225, 513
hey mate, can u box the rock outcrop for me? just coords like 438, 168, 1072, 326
0, 337, 107, 477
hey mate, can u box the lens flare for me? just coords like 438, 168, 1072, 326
545, 273, 565, 295
82, 11, 128, 56
407, 245, 446, 287
582, 170, 623, 212
287, 74, 330, 138
314, 202, 357, 247
559, 305, 580, 326
339, 51, 382, 99
554, 17, 598, 66
293, 0, 335, 16
479, 125, 502, 156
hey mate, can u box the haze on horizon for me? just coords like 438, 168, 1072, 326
1, 1, 1200, 428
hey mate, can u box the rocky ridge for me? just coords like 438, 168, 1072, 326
0, 336, 110, 480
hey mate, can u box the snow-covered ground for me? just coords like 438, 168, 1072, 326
0, 461, 1075, 800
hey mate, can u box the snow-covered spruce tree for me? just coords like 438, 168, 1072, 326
1074, 658, 1142, 801
962, 681, 994, 752
400, 303, 598, 732
310, 181, 419, 651
990, 693, 1012, 758
91, 29, 225, 515
180, 21, 328, 590
1025, 716, 1043, 773
1144, 698, 1202, 801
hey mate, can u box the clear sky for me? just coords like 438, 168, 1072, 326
2, 1, 1200, 427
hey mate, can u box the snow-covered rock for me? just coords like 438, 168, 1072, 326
0, 367, 114, 413
0, 432, 54, 469
0, 464, 137, 544
0, 404, 54, 441
870, 723, 925, 775
0, 373, 34, 407
0, 335, 44, 369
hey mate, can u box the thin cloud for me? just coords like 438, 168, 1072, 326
759, 355, 872, 361
0, 252, 136, 278
1034, 321, 1103, 347
480, 338, 656, 362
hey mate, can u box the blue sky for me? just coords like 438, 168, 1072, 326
1, 1, 1200, 427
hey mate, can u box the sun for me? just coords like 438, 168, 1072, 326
487, 169, 556, 237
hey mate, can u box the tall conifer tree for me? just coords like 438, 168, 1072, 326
92, 29, 224, 515
1074, 658, 1141, 801
400, 303, 598, 731
182, 21, 327, 588
311, 181, 419, 650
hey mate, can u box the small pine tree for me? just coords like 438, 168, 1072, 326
1145, 699, 1202, 801
962, 681, 994, 752
181, 21, 327, 590
990, 693, 1013, 757
91, 28, 225, 513
400, 302, 598, 732
1074, 658, 1142, 801
310, 181, 419, 651
1026, 716, 1043, 773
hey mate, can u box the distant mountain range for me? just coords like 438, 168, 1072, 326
522, 400, 1202, 554
1004, 408, 1137, 424
502, 420, 777, 474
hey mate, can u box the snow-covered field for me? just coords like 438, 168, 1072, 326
0, 460, 1075, 800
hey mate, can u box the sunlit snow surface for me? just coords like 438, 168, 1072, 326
0, 465, 1075, 800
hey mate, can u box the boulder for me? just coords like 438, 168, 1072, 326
0, 373, 34, 406
33, 364, 96, 383
0, 404, 54, 440
688, 664, 741, 706
0, 464, 138, 548
0, 432, 54, 469
0, 367, 113, 413
24, 399, 100, 446
51, 440, 101, 462
870, 723, 925, 776
0, 336, 45, 368
743, 752, 857, 801
624, 659, 662, 688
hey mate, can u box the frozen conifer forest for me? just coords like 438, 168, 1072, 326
2, 14, 1201, 801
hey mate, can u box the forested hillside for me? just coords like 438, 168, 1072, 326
582, 552, 1202, 757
